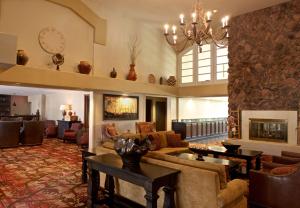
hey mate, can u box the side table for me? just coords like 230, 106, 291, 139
86, 153, 180, 208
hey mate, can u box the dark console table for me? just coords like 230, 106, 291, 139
57, 120, 81, 139
189, 146, 263, 176
81, 148, 96, 183
86, 153, 180, 208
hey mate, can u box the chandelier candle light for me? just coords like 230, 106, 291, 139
164, 1, 230, 53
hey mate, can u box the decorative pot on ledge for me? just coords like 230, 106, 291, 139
127, 64, 137, 81
167, 76, 176, 86
78, 61, 92, 74
110, 67, 117, 78
16, 50, 29, 65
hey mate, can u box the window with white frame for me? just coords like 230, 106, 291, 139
216, 46, 229, 80
181, 49, 193, 84
198, 44, 211, 82
179, 44, 228, 85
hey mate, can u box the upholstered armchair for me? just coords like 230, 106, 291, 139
22, 121, 45, 145
77, 131, 89, 148
0, 121, 22, 148
135, 122, 156, 134
249, 166, 300, 208
63, 123, 83, 143
102, 123, 119, 141
45, 120, 58, 138
262, 151, 300, 171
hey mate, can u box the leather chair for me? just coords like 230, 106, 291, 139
262, 151, 300, 171
45, 120, 58, 138
135, 122, 156, 134
22, 121, 45, 145
63, 122, 82, 143
249, 166, 300, 208
0, 121, 22, 148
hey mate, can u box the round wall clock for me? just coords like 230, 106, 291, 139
38, 27, 65, 54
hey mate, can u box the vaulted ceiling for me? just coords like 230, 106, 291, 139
96, 0, 290, 23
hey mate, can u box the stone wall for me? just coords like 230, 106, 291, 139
228, 0, 300, 111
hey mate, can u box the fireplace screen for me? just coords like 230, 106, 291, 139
249, 118, 288, 143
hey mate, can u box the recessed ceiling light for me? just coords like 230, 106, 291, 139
213, 10, 218, 13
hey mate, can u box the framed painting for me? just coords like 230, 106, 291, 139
103, 94, 139, 120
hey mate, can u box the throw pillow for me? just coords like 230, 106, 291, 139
270, 166, 298, 175
158, 132, 168, 148
167, 133, 183, 147
148, 134, 161, 151
139, 124, 153, 134
107, 127, 117, 136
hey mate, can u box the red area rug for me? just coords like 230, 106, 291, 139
0, 139, 87, 208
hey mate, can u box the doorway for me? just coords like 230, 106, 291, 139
145, 97, 167, 131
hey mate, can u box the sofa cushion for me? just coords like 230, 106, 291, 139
166, 133, 188, 147
148, 134, 161, 151
146, 151, 228, 189
157, 131, 168, 148
270, 166, 298, 175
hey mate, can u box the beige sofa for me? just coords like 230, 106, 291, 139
96, 137, 248, 208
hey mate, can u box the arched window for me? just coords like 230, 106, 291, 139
178, 44, 228, 85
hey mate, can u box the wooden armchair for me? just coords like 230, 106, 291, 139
249, 166, 300, 208
135, 122, 156, 134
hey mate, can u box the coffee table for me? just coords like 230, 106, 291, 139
189, 146, 263, 176
168, 150, 240, 180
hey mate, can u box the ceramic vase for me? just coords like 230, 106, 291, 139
167, 76, 176, 86
127, 64, 137, 81
110, 67, 117, 78
78, 61, 92, 74
16, 50, 29, 65
159, 77, 164, 85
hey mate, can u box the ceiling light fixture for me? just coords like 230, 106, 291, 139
163, 0, 229, 53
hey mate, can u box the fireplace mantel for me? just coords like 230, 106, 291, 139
241, 110, 297, 145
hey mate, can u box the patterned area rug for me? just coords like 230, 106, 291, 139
0, 139, 87, 208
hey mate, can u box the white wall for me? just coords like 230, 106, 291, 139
44, 91, 87, 122
84, 0, 176, 83
28, 94, 43, 117
0, 0, 94, 72
10, 95, 30, 115
0, 0, 176, 83
178, 97, 228, 120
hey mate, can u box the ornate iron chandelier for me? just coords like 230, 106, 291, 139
163, 1, 230, 53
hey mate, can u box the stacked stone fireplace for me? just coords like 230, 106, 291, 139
241, 110, 297, 145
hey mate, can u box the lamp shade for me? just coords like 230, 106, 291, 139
66, 104, 72, 111
0, 33, 17, 69
59, 105, 66, 111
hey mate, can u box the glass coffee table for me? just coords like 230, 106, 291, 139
189, 146, 263, 176
168, 150, 240, 180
